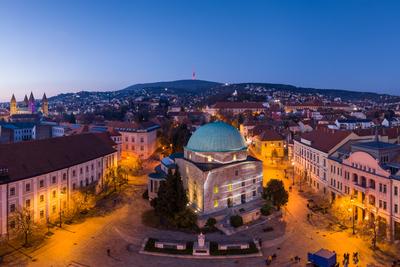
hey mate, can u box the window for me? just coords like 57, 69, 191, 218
213, 200, 219, 208
80, 168, 83, 174
62, 187, 66, 193
40, 210, 44, 218
52, 176, 57, 184
213, 186, 219, 194
52, 190, 56, 198
383, 185, 387, 194
9, 187, 15, 196
207, 155, 212, 162
25, 199, 31, 208
253, 179, 256, 184
241, 181, 245, 187
140, 146, 144, 151
72, 183, 76, 190
40, 195, 44, 202
131, 137, 135, 142
25, 183, 31, 192
395, 204, 398, 214
233, 154, 237, 161
72, 170, 76, 177
86, 166, 89, 172
253, 190, 256, 197
395, 186, 398, 196
39, 179, 44, 187
52, 205, 56, 214
91, 164, 94, 170
235, 170, 239, 176
228, 184, 232, 191
131, 145, 135, 150
140, 137, 144, 143
10, 204, 16, 212
63, 173, 67, 181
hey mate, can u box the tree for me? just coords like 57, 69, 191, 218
230, 215, 243, 228
69, 189, 95, 216
330, 196, 353, 227
152, 167, 188, 222
9, 207, 36, 246
263, 179, 289, 210
171, 124, 191, 152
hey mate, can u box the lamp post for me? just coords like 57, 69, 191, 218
350, 198, 355, 235
59, 190, 65, 228
291, 161, 295, 186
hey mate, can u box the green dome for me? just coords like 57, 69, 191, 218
186, 121, 247, 152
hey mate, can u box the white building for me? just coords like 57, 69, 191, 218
335, 119, 374, 130
0, 133, 118, 237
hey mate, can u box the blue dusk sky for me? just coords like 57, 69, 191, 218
0, 0, 399, 101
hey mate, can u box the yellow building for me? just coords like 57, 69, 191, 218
253, 129, 285, 160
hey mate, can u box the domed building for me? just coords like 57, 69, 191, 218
148, 121, 263, 217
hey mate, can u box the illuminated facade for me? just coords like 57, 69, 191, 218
175, 121, 263, 215
0, 133, 118, 237
9, 92, 48, 116
107, 121, 159, 159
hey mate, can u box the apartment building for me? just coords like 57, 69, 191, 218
107, 121, 159, 159
329, 140, 400, 240
0, 133, 117, 236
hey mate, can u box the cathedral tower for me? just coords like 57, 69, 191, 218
10, 94, 17, 115
41, 93, 48, 116
28, 92, 35, 113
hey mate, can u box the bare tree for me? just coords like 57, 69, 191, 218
9, 207, 36, 246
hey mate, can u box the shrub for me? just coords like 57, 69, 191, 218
230, 215, 243, 228
171, 209, 198, 229
260, 203, 274, 216
205, 217, 217, 228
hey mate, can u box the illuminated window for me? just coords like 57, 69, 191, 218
213, 186, 219, 194
233, 154, 237, 161
214, 200, 219, 208
228, 184, 233, 191
207, 155, 212, 162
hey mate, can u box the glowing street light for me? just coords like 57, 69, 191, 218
350, 198, 355, 235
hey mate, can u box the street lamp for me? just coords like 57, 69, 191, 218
291, 161, 295, 186
350, 198, 355, 235
59, 190, 65, 228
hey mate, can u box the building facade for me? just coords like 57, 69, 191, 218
148, 121, 263, 219
0, 133, 117, 236
107, 121, 159, 159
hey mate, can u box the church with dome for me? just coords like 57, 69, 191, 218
148, 121, 263, 217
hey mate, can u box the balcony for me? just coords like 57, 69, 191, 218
353, 182, 367, 192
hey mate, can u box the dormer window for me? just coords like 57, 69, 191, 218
233, 154, 237, 161
207, 155, 212, 162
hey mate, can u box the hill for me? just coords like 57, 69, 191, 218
119, 79, 221, 93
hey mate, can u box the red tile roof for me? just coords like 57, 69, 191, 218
256, 129, 284, 141
0, 133, 116, 183
299, 129, 352, 153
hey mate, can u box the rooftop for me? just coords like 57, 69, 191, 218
0, 133, 116, 184
299, 129, 352, 153
186, 121, 247, 152
352, 141, 400, 150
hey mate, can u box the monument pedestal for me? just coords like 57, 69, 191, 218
192, 233, 210, 256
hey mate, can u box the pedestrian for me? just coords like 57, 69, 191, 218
107, 248, 111, 256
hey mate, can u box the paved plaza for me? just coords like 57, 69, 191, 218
2, 164, 397, 267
